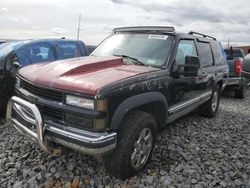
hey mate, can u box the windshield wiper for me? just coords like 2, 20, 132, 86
114, 54, 147, 66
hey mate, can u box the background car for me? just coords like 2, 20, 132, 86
242, 53, 250, 80
0, 40, 6, 45
0, 38, 88, 116
224, 47, 247, 98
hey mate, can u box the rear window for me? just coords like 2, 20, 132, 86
224, 49, 244, 59
57, 42, 85, 59
197, 42, 214, 66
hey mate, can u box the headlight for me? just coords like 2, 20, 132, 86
66, 95, 94, 110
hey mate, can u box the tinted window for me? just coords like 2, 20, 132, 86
57, 42, 85, 59
17, 43, 55, 66
176, 40, 197, 65
211, 41, 226, 65
197, 42, 213, 66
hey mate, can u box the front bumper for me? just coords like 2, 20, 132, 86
6, 96, 117, 156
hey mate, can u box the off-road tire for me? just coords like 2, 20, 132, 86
103, 110, 157, 179
234, 84, 246, 99
199, 85, 221, 118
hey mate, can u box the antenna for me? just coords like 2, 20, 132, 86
76, 14, 81, 59
227, 37, 230, 48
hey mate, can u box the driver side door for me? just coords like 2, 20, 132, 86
168, 39, 201, 120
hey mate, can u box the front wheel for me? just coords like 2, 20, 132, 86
103, 110, 157, 179
199, 85, 221, 118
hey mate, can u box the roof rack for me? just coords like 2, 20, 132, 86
188, 31, 216, 41
113, 26, 175, 34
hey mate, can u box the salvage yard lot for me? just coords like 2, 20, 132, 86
0, 90, 249, 188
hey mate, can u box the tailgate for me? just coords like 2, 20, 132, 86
227, 59, 237, 77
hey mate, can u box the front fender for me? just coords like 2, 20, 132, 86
109, 92, 168, 130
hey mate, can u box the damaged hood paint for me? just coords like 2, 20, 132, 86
18, 56, 160, 95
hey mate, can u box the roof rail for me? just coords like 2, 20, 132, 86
188, 31, 216, 41
113, 26, 175, 34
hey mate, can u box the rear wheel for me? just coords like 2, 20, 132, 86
103, 110, 157, 179
199, 85, 220, 118
234, 84, 246, 99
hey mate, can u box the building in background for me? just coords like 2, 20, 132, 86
238, 46, 250, 55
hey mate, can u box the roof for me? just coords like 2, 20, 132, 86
112, 26, 217, 42
113, 26, 175, 34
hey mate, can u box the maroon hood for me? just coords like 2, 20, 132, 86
18, 56, 160, 95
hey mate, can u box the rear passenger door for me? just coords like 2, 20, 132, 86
211, 41, 228, 88
194, 40, 215, 93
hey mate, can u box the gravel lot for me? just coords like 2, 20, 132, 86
0, 90, 249, 188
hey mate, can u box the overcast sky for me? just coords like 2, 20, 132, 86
0, 0, 249, 46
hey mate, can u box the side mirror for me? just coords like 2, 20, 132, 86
242, 54, 250, 79
12, 61, 21, 69
177, 55, 200, 76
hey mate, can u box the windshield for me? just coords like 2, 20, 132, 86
0, 41, 28, 59
91, 33, 173, 67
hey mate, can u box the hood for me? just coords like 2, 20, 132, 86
18, 56, 160, 95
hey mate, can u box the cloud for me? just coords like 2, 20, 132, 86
50, 27, 68, 34
0, 0, 249, 46
0, 7, 8, 13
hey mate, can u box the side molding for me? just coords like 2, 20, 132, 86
109, 92, 168, 130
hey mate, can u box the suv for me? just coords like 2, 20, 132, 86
6, 27, 228, 179
0, 39, 87, 116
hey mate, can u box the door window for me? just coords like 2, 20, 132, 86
176, 40, 197, 65
18, 43, 55, 66
197, 42, 214, 66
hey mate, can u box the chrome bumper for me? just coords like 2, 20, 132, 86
6, 96, 117, 156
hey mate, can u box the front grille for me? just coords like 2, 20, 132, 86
21, 80, 63, 101
38, 105, 63, 122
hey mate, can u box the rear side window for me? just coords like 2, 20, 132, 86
197, 42, 213, 66
57, 42, 85, 59
17, 43, 56, 66
176, 40, 197, 65
211, 41, 226, 65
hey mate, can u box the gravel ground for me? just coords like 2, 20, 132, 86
0, 90, 249, 188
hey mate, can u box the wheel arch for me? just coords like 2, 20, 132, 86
109, 92, 168, 130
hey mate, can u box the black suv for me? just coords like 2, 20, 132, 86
7, 27, 229, 179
